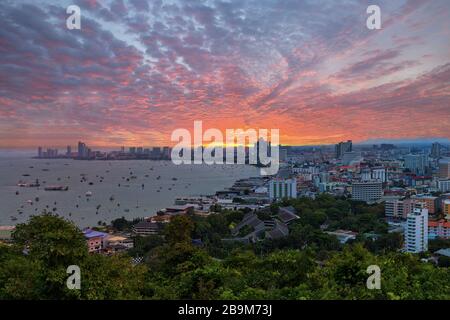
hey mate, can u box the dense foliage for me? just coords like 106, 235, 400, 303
0, 195, 449, 300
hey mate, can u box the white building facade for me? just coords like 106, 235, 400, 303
404, 208, 428, 253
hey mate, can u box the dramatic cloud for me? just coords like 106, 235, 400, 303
0, 0, 449, 148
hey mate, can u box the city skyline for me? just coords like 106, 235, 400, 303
0, 0, 449, 148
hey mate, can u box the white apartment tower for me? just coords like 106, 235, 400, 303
405, 208, 428, 253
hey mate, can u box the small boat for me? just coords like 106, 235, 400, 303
45, 186, 69, 191
85, 191, 93, 197
172, 177, 178, 181
10, 216, 17, 221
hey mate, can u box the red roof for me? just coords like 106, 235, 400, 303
428, 220, 450, 228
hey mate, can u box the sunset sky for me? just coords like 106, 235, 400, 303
0, 0, 449, 148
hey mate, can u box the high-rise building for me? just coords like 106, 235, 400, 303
443, 200, 450, 217
404, 154, 428, 175
269, 178, 297, 200
361, 168, 371, 181
256, 138, 271, 165
129, 147, 136, 154
438, 158, 450, 179
279, 147, 288, 162
351, 181, 382, 203
428, 220, 450, 240
405, 208, 428, 253
431, 142, 441, 159
38, 147, 42, 158
341, 151, 362, 165
78, 141, 88, 159
162, 147, 170, 159
372, 167, 387, 182
152, 147, 162, 159
412, 195, 438, 214
66, 145, 72, 156
438, 180, 450, 193
335, 140, 352, 159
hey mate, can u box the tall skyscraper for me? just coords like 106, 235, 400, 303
335, 140, 352, 159
438, 158, 450, 179
405, 208, 428, 253
404, 154, 428, 175
66, 145, 72, 156
38, 146, 42, 158
431, 142, 441, 159
256, 138, 271, 166
78, 141, 88, 159
162, 147, 170, 160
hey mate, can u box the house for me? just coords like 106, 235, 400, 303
83, 229, 108, 253
326, 230, 358, 244
232, 213, 265, 238
266, 220, 289, 239
132, 220, 163, 236
0, 226, 15, 242
164, 204, 196, 215
278, 206, 299, 225
107, 235, 134, 250
434, 248, 450, 258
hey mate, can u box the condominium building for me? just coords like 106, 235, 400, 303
428, 220, 450, 239
439, 158, 450, 179
385, 198, 421, 219
412, 195, 438, 214
404, 208, 428, 253
335, 140, 352, 159
431, 142, 442, 159
444, 200, 450, 217
372, 167, 387, 183
404, 154, 428, 175
269, 178, 297, 200
351, 181, 382, 203
438, 180, 450, 193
